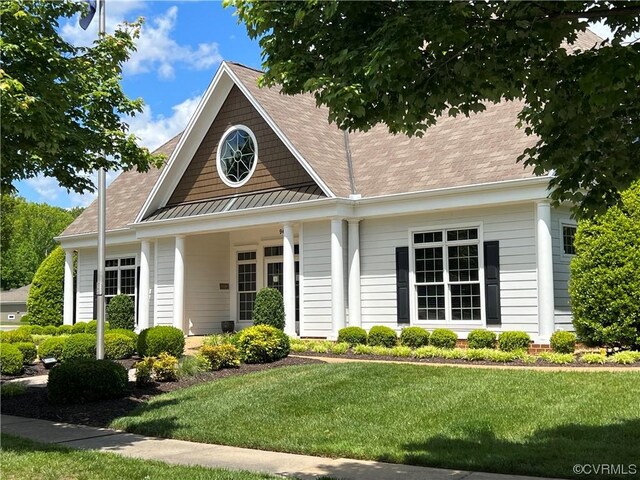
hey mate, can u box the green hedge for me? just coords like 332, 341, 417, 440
236, 325, 290, 363
337, 326, 367, 346
252, 288, 285, 330
467, 329, 497, 349
106, 294, 135, 330
71, 322, 88, 334
430, 329, 458, 349
85, 320, 110, 334
38, 337, 66, 360
367, 326, 397, 348
399, 327, 430, 348
0, 329, 33, 344
1, 344, 24, 375
137, 326, 185, 358
62, 333, 96, 362
105, 333, 135, 360
26, 246, 65, 326
498, 331, 531, 352
550, 331, 577, 354
14, 342, 37, 364
48, 359, 128, 404
569, 181, 640, 348
57, 325, 73, 335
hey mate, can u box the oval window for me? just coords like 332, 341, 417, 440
216, 125, 258, 187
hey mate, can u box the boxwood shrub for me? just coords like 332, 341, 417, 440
42, 325, 57, 336
105, 333, 135, 360
0, 329, 33, 344
48, 359, 128, 404
106, 294, 135, 330
14, 342, 37, 364
57, 325, 73, 335
108, 328, 138, 342
85, 320, 110, 334
498, 331, 531, 352
137, 326, 185, 358
367, 326, 397, 347
252, 288, 285, 330
337, 326, 367, 346
62, 333, 96, 362
236, 325, 290, 363
550, 330, 577, 354
26, 246, 64, 327
467, 329, 497, 349
38, 337, 66, 360
71, 322, 88, 334
399, 326, 430, 348
429, 328, 458, 349
1, 344, 24, 375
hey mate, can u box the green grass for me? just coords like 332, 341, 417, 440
112, 363, 640, 479
0, 434, 287, 480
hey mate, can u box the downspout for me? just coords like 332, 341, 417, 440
343, 130, 360, 199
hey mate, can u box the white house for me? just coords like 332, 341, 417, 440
57, 54, 590, 344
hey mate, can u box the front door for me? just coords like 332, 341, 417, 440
265, 259, 300, 330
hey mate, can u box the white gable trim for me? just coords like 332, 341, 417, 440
136, 62, 335, 224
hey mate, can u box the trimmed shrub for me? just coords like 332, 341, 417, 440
105, 333, 135, 360
367, 326, 397, 348
236, 325, 290, 364
399, 327, 430, 348
337, 326, 367, 346
38, 336, 66, 360
85, 320, 110, 334
134, 357, 155, 386
71, 322, 88, 334
430, 329, 458, 349
108, 328, 138, 342
252, 288, 285, 330
48, 359, 128, 404
19, 314, 31, 325
467, 329, 497, 349
62, 333, 96, 362
14, 342, 37, 364
152, 352, 179, 382
137, 326, 185, 358
57, 325, 72, 335
550, 331, 577, 354
570, 182, 640, 349
26, 246, 65, 326
0, 329, 33, 344
200, 344, 240, 370
42, 325, 57, 335
26, 325, 43, 335
498, 331, 531, 352
0, 344, 24, 375
106, 294, 135, 330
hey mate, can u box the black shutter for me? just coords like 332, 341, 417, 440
484, 241, 501, 326
396, 246, 410, 324
92, 270, 97, 320
136, 266, 141, 323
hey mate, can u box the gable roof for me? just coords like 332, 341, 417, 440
1, 284, 30, 304
61, 134, 181, 237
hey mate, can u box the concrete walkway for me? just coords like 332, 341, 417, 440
1, 414, 565, 480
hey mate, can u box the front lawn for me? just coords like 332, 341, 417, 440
0, 434, 286, 480
112, 363, 640, 479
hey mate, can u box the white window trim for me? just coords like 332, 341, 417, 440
216, 124, 259, 188
560, 221, 578, 260
408, 222, 486, 328
104, 255, 138, 321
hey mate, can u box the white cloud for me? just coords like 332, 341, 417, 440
61, 4, 221, 80
24, 170, 119, 208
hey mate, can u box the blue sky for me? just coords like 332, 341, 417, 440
17, 0, 262, 208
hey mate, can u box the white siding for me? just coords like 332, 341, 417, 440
154, 237, 175, 326
185, 233, 230, 335
551, 206, 575, 330
358, 203, 540, 337
301, 221, 332, 337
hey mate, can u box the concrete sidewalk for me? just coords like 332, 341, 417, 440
1, 414, 565, 480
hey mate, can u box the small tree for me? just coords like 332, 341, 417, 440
569, 181, 640, 349
26, 246, 65, 326
106, 294, 135, 330
252, 288, 285, 330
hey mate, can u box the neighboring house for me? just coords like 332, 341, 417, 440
0, 285, 30, 323
58, 35, 600, 343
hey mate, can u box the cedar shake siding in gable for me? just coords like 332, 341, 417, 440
168, 86, 319, 206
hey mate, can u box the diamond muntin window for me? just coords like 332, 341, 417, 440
216, 125, 258, 187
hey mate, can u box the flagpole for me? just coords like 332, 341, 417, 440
96, 0, 106, 360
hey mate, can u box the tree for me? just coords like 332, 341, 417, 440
0, 195, 80, 290
27, 246, 66, 326
0, 0, 163, 195
229, 1, 640, 217
569, 181, 640, 349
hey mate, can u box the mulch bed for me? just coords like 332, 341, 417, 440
293, 352, 640, 368
0, 356, 324, 428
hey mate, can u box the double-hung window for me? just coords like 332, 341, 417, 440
104, 257, 137, 307
413, 227, 482, 323
237, 251, 257, 321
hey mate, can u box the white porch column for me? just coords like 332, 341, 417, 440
348, 219, 362, 327
63, 249, 74, 325
536, 201, 555, 342
173, 236, 186, 334
331, 218, 346, 338
138, 240, 151, 332
283, 223, 297, 337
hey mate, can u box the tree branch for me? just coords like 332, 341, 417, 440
548, 6, 640, 21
